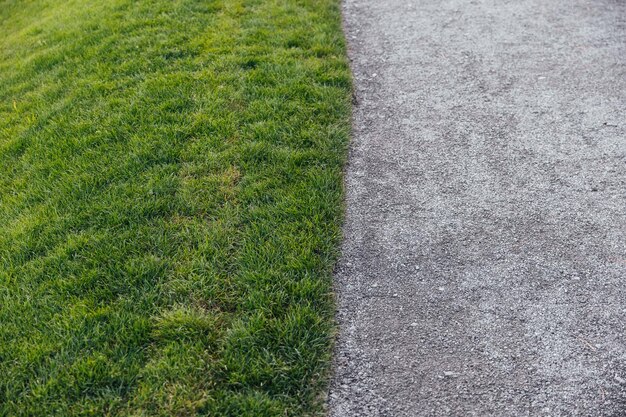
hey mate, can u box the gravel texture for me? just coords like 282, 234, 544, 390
329, 0, 626, 415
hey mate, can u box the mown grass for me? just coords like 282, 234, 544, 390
0, 0, 351, 415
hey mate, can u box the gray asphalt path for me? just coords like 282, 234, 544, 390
329, 0, 626, 415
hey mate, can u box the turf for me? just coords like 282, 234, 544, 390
0, 0, 351, 415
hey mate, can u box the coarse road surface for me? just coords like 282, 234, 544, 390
329, 0, 626, 415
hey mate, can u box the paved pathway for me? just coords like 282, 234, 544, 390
329, 0, 626, 415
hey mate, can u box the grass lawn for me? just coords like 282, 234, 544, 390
0, 0, 351, 415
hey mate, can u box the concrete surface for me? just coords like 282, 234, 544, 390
329, 0, 626, 415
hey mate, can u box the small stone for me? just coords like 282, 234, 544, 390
410, 322, 418, 327
443, 371, 459, 378
438, 287, 445, 291
614, 375, 625, 384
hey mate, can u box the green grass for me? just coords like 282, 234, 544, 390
0, 0, 351, 415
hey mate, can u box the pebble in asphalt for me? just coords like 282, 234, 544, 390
329, 0, 626, 415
